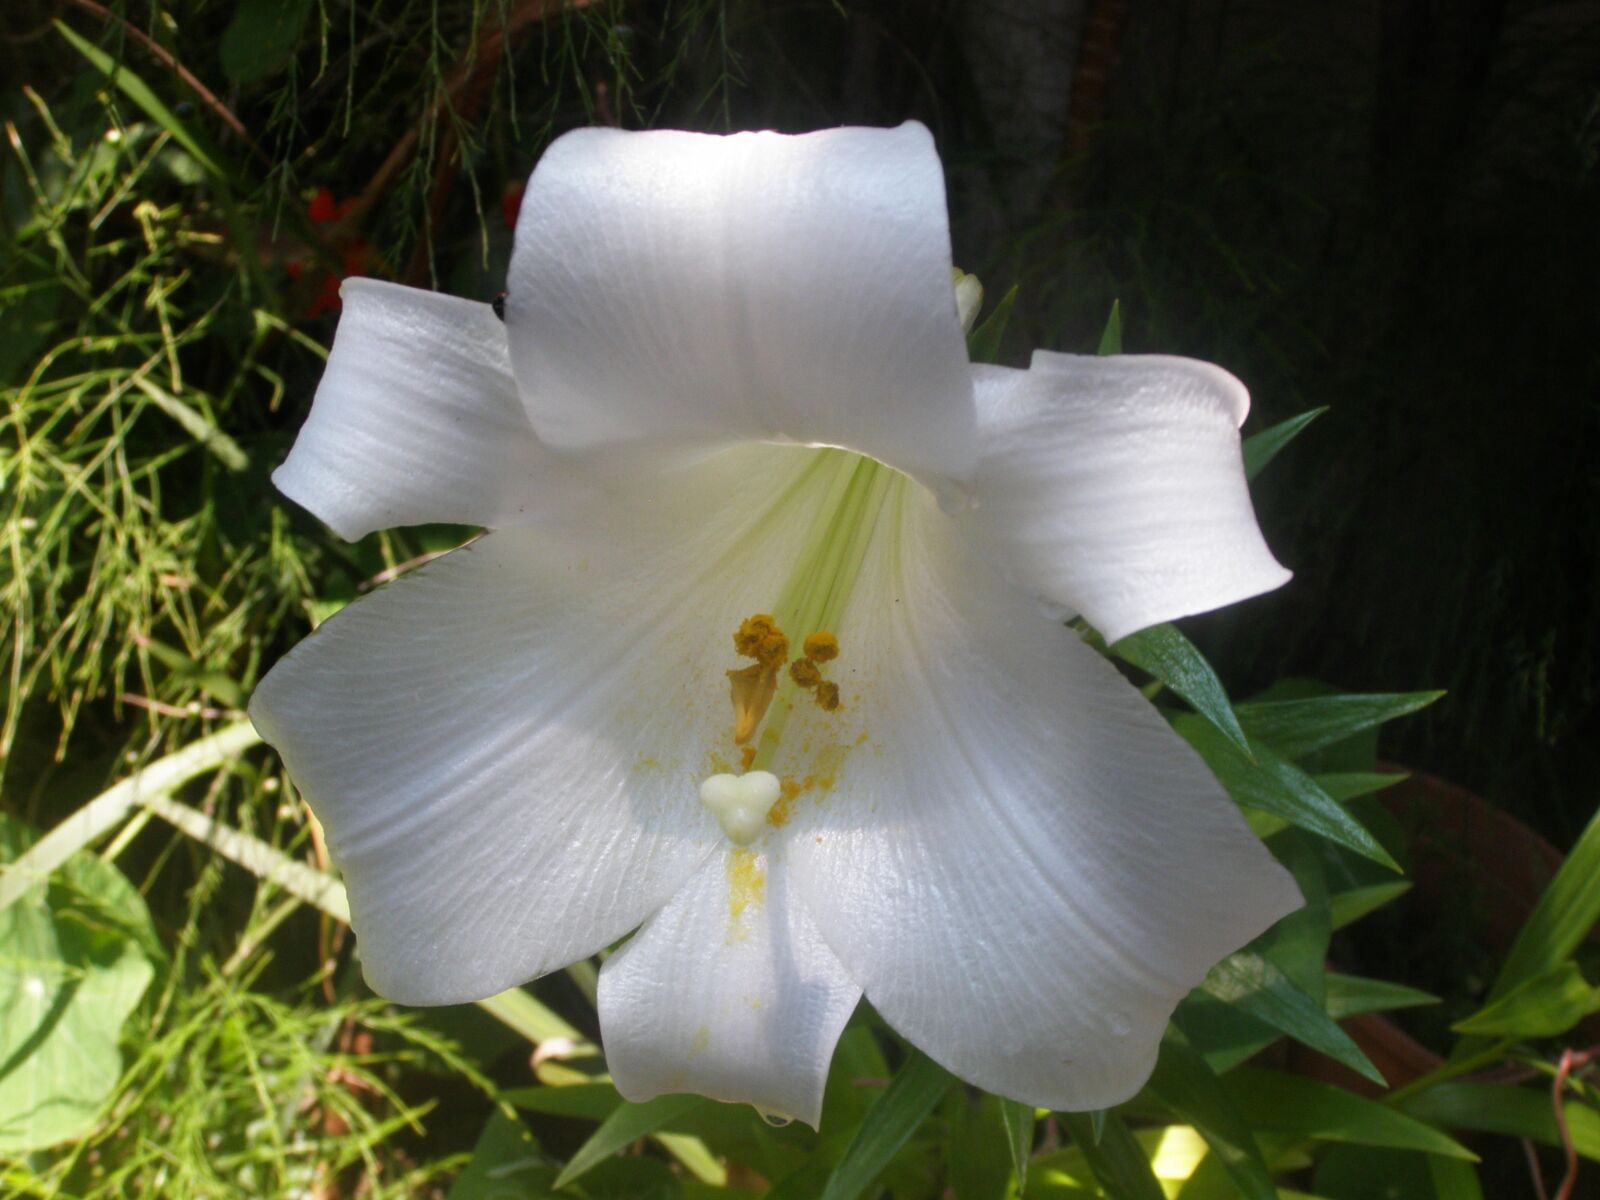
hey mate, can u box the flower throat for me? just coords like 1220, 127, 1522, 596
723, 449, 899, 772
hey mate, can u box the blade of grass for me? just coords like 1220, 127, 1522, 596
821, 1050, 955, 1200
553, 1094, 703, 1189
0, 720, 260, 913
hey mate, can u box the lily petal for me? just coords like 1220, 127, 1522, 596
251, 444, 850, 1004
504, 123, 976, 487
783, 482, 1303, 1110
598, 845, 861, 1128
274, 278, 554, 540
967, 353, 1291, 644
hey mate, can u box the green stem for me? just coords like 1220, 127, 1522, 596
1383, 1038, 1515, 1106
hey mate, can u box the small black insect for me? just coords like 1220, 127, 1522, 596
492, 291, 508, 321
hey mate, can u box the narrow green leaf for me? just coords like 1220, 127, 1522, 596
1328, 882, 1412, 931
1202, 951, 1385, 1085
1234, 692, 1443, 762
1096, 300, 1123, 356
446, 1111, 549, 1200
966, 284, 1018, 363
1400, 1083, 1600, 1161
998, 1097, 1037, 1190
1453, 960, 1600, 1038
53, 21, 234, 186
1061, 1111, 1163, 1200
1486, 805, 1600, 1004
1427, 1157, 1484, 1200
1324, 972, 1438, 1019
654, 1130, 726, 1186
948, 1094, 1013, 1200
1242, 407, 1327, 480
1174, 716, 1397, 869
1088, 1107, 1106, 1145
1144, 1031, 1275, 1200
554, 1093, 703, 1189
821, 1051, 954, 1200
1113, 623, 1251, 758
1226, 1070, 1475, 1161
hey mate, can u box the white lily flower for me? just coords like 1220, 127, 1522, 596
249, 122, 1302, 1128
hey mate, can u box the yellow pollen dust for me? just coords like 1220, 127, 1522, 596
727, 848, 765, 922
727, 614, 789, 744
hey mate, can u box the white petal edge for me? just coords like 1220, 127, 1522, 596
598, 845, 861, 1128
965, 352, 1292, 644
504, 122, 977, 489
250, 443, 860, 1004
274, 278, 556, 540
778, 477, 1303, 1110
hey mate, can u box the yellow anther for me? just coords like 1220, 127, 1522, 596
803, 631, 839, 663
734, 614, 787, 665
815, 680, 841, 712
727, 614, 791, 742
789, 658, 822, 689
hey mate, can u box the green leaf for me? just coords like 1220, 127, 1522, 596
1061, 1111, 1163, 1200
1202, 951, 1384, 1085
821, 1050, 955, 1200
1174, 715, 1397, 869
1427, 1156, 1484, 1200
554, 1093, 703, 1189
1233, 692, 1443, 762
53, 21, 234, 187
1144, 1031, 1275, 1200
1486, 804, 1600, 1004
1328, 882, 1412, 930
220, 0, 313, 84
0, 820, 155, 1153
999, 1097, 1037, 1190
966, 285, 1018, 363
447, 1110, 551, 1200
1400, 1083, 1600, 1161
1112, 624, 1251, 758
1226, 1070, 1475, 1160
1312, 1145, 1455, 1200
1242, 408, 1326, 480
1096, 300, 1123, 355
1453, 960, 1600, 1038
948, 1093, 1014, 1200
1324, 972, 1438, 1019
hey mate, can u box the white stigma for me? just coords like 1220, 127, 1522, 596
699, 771, 781, 846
